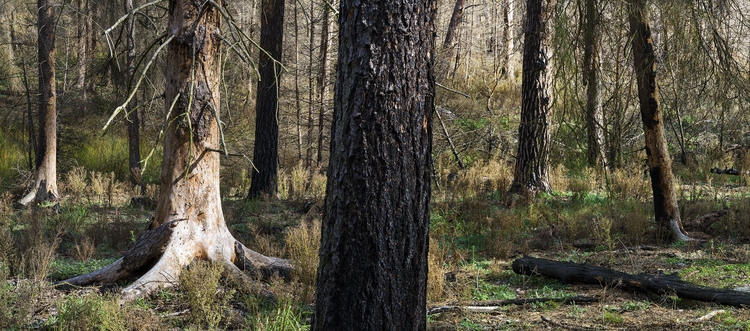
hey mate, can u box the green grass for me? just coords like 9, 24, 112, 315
48, 258, 118, 281
0, 126, 30, 191
679, 263, 750, 288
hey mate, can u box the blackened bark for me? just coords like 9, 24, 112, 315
125, 0, 142, 191
313, 0, 436, 329
315, 3, 331, 166
628, 0, 689, 242
510, 0, 554, 195
583, 0, 604, 169
439, 0, 465, 78
513, 256, 750, 307
249, 0, 285, 198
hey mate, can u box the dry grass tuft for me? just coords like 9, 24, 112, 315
9, 210, 61, 281
72, 236, 96, 262
285, 219, 321, 303
427, 236, 445, 302
64, 167, 88, 200
609, 167, 650, 200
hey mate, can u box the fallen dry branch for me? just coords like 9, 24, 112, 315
426, 295, 598, 315
710, 167, 750, 176
512, 256, 750, 307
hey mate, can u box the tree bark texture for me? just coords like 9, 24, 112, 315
312, 0, 436, 329
513, 256, 750, 307
60, 0, 291, 301
20, 0, 58, 206
583, 0, 605, 169
249, 0, 285, 198
628, 0, 689, 242
125, 0, 142, 191
439, 0, 465, 79
510, 0, 554, 195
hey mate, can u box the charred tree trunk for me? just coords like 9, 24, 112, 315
60, 0, 291, 301
20, 0, 58, 206
312, 0, 436, 329
293, 1, 303, 163
439, 0, 465, 79
509, 0, 554, 196
249, 0, 285, 198
315, 3, 331, 167
583, 0, 605, 170
628, 0, 690, 242
125, 0, 142, 192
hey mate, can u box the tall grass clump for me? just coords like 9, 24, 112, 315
427, 236, 445, 302
0, 127, 28, 191
56, 293, 125, 331
179, 260, 232, 329
285, 219, 321, 303
9, 210, 61, 281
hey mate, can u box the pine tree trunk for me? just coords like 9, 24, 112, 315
509, 0, 554, 196
439, 0, 465, 79
313, 0, 435, 329
249, 0, 285, 198
125, 0, 142, 192
583, 0, 605, 169
20, 0, 58, 206
60, 0, 291, 301
628, 0, 690, 242
315, 3, 331, 167
502, 0, 514, 80
294, 1, 303, 164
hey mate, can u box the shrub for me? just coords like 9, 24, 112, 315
179, 260, 232, 329
56, 293, 125, 331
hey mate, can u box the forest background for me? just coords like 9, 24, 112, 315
0, 0, 750, 329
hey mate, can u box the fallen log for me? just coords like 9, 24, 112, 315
426, 296, 598, 315
512, 256, 750, 307
710, 167, 750, 176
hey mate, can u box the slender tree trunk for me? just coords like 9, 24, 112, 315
294, 1, 303, 163
509, 0, 554, 196
439, 0, 465, 79
1, 4, 21, 92
77, 0, 90, 117
502, 0, 515, 80
306, 0, 315, 169
315, 3, 331, 166
20, 0, 58, 206
628, 0, 690, 242
249, 0, 285, 198
125, 0, 142, 192
312, 0, 436, 329
22, 59, 37, 171
583, 0, 605, 169
61, 0, 291, 301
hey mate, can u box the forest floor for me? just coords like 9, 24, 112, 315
2, 171, 750, 330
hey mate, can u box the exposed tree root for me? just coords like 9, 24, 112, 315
58, 218, 292, 302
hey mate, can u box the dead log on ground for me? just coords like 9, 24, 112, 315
513, 256, 750, 307
710, 167, 750, 176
